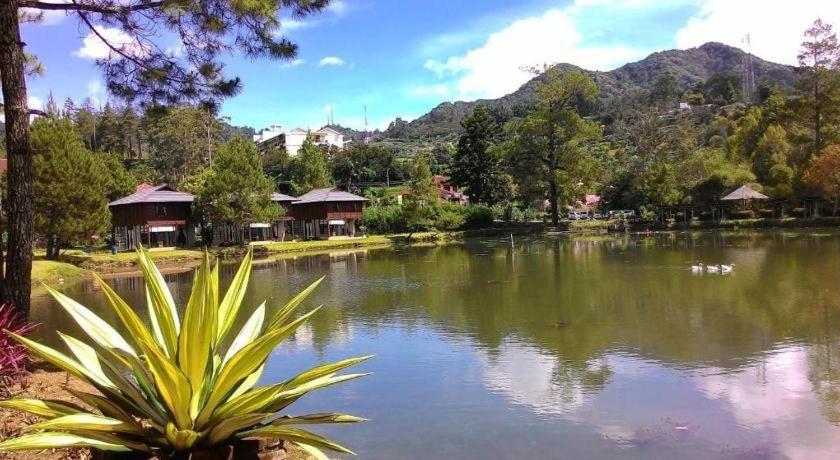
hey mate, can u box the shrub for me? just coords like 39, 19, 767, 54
434, 203, 467, 230
0, 304, 36, 385
0, 248, 369, 457
363, 204, 408, 234
463, 204, 495, 229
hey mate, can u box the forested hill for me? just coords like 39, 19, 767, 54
383, 42, 797, 141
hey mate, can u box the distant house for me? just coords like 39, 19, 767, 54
435, 176, 468, 205
291, 188, 367, 240
253, 125, 348, 155
390, 175, 468, 206
109, 184, 195, 251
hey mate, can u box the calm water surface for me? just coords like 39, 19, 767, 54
32, 231, 840, 459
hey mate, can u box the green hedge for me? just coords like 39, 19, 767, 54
362, 203, 495, 234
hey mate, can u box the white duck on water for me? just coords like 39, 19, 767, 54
690, 263, 704, 272
721, 264, 735, 273
706, 264, 720, 273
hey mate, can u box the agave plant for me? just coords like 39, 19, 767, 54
0, 247, 370, 458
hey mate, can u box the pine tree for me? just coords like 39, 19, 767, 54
452, 105, 509, 205
30, 117, 111, 259
291, 136, 332, 195
196, 138, 281, 233
796, 19, 840, 154
403, 155, 437, 236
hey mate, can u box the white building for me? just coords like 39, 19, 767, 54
253, 125, 348, 156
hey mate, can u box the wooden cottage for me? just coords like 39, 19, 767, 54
291, 188, 367, 240
270, 192, 299, 241
214, 192, 300, 244
109, 184, 195, 251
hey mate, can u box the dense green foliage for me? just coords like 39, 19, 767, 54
452, 106, 512, 205
504, 69, 602, 225
31, 117, 135, 259
289, 137, 333, 195
195, 138, 281, 227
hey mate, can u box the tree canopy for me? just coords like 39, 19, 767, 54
196, 137, 281, 227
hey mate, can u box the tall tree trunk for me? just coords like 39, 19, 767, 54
46, 235, 55, 261
0, 3, 34, 316
549, 179, 559, 227
834, 196, 838, 217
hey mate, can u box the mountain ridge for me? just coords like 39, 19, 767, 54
382, 42, 797, 141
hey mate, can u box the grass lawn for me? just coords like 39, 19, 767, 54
31, 259, 89, 285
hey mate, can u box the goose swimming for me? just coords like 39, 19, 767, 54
706, 264, 720, 273
691, 263, 704, 272
721, 264, 735, 273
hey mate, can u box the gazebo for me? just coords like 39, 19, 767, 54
720, 185, 769, 218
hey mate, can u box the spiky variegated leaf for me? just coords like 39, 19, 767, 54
0, 432, 130, 452
272, 413, 368, 426
179, 253, 215, 418
7, 332, 113, 389
268, 276, 325, 329
28, 413, 145, 435
141, 342, 193, 429
0, 399, 85, 420
206, 413, 271, 446
238, 426, 355, 455
138, 245, 180, 356
67, 390, 135, 422
222, 303, 266, 365
93, 272, 158, 353
47, 286, 136, 357
216, 247, 253, 342
197, 307, 322, 425
292, 442, 331, 460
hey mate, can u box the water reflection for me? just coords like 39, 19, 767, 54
31, 230, 840, 459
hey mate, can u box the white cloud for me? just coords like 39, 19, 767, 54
74, 26, 144, 60
424, 9, 642, 99
281, 19, 311, 31
676, 0, 840, 66
328, 0, 349, 16
411, 84, 450, 97
280, 58, 305, 69
318, 56, 346, 67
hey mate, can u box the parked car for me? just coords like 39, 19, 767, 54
568, 211, 590, 220
593, 212, 604, 219
608, 209, 636, 219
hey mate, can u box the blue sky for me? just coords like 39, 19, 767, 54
20, 0, 840, 131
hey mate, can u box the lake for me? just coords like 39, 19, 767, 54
31, 231, 840, 459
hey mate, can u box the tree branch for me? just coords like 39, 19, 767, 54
18, 0, 165, 13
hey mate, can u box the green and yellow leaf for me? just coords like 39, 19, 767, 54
0, 432, 130, 452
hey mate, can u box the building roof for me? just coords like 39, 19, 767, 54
721, 185, 769, 201
271, 192, 300, 203
109, 184, 194, 207
293, 187, 368, 204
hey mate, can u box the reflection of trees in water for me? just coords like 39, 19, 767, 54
29, 231, 840, 420
809, 337, 840, 425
